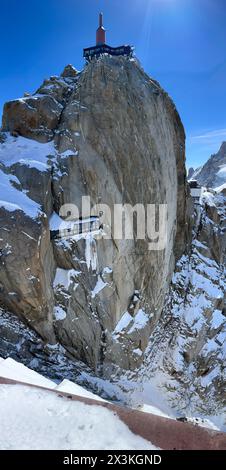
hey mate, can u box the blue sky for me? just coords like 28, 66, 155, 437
0, 0, 226, 169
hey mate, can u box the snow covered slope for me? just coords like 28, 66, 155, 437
0, 357, 56, 389
0, 384, 157, 450
0, 169, 41, 218
134, 188, 226, 431
0, 134, 55, 171
55, 379, 107, 402
0, 356, 109, 401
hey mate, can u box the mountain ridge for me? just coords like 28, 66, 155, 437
189, 141, 226, 189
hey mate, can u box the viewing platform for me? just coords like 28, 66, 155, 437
83, 12, 133, 62
84, 44, 134, 61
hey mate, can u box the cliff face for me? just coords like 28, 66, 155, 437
0, 57, 187, 372
138, 186, 226, 421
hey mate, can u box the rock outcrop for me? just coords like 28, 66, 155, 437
0, 56, 187, 372
0, 203, 55, 342
187, 167, 195, 180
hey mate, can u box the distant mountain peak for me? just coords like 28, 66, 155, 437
189, 141, 226, 189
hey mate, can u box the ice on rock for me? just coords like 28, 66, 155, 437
85, 234, 98, 271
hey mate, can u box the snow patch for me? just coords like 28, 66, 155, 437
114, 309, 149, 336
91, 276, 108, 298
128, 309, 149, 334
103, 266, 113, 274
59, 149, 78, 157
0, 170, 41, 219
54, 306, 67, 321
0, 133, 55, 170
53, 268, 80, 290
114, 312, 133, 334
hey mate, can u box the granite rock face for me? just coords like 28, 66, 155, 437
0, 56, 187, 372
0, 203, 55, 342
2, 95, 64, 143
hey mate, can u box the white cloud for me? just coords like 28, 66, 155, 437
189, 128, 226, 144
186, 128, 226, 169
